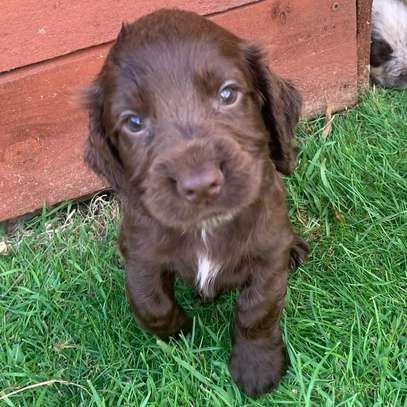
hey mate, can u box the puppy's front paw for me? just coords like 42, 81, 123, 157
289, 235, 309, 271
157, 310, 193, 341
229, 338, 286, 397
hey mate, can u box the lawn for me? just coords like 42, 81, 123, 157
1, 88, 406, 406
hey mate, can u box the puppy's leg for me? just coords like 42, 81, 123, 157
229, 252, 289, 397
126, 260, 192, 340
289, 235, 309, 271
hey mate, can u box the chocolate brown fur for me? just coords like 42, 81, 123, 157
83, 9, 308, 397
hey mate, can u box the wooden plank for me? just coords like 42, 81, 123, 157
0, 0, 260, 73
0, 0, 358, 221
0, 49, 107, 222
357, 0, 373, 91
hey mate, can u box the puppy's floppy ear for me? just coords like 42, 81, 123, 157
244, 44, 302, 175
81, 81, 125, 191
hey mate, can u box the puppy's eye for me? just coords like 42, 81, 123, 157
124, 114, 145, 133
218, 85, 239, 106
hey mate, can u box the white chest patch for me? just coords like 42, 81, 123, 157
196, 229, 222, 294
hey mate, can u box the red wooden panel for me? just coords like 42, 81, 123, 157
357, 0, 373, 90
0, 49, 107, 222
0, 0, 358, 221
0, 0, 260, 73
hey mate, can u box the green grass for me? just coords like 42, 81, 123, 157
1, 88, 406, 406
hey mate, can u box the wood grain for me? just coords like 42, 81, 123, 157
1, 0, 260, 73
0, 0, 359, 221
357, 0, 373, 91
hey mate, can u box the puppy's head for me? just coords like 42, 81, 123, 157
84, 9, 302, 229
370, 0, 407, 88
370, 35, 407, 88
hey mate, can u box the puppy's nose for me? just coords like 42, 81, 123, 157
177, 167, 223, 203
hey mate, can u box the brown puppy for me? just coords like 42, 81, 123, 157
83, 9, 308, 397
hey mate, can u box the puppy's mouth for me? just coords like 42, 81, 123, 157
194, 209, 238, 231
141, 138, 264, 230
142, 165, 263, 229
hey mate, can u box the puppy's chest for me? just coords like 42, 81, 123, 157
195, 229, 222, 295
173, 228, 227, 296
